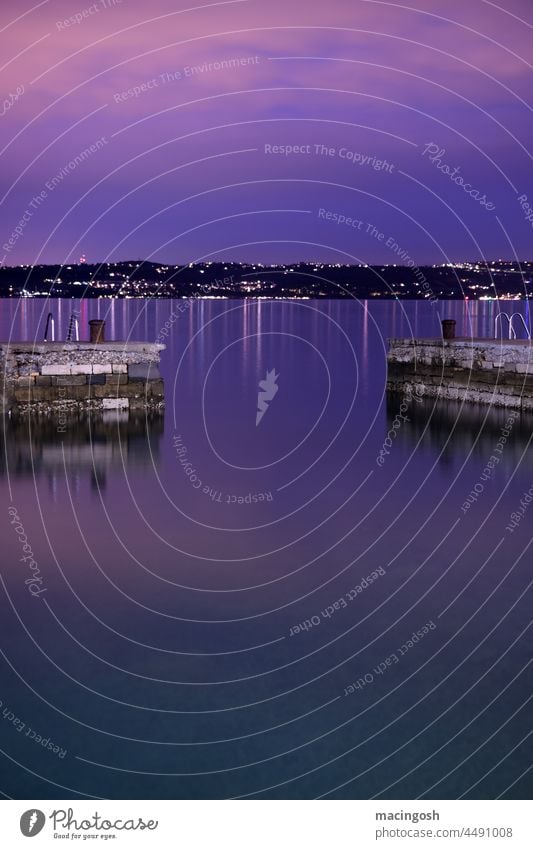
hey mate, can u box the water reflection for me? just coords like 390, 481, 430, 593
2, 299, 532, 800
386, 394, 533, 465
0, 411, 163, 489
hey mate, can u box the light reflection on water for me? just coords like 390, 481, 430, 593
0, 299, 531, 800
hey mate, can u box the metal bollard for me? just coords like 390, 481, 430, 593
442, 319, 456, 340
89, 319, 105, 343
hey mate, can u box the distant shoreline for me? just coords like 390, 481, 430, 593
1, 260, 531, 300
0, 295, 529, 301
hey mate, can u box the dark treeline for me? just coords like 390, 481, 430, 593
0, 260, 531, 299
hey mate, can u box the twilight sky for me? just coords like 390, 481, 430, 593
1, 0, 532, 265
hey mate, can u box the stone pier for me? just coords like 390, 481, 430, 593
0, 341, 165, 414
387, 338, 533, 411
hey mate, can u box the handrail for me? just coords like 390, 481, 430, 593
494, 313, 513, 339
44, 312, 55, 341
495, 311, 531, 340
509, 312, 531, 340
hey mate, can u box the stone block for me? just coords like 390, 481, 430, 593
102, 398, 129, 410
41, 364, 71, 375
87, 374, 106, 385
128, 363, 161, 381
17, 376, 36, 387
92, 364, 112, 374
506, 372, 533, 388
515, 363, 533, 374
92, 385, 109, 398
459, 360, 474, 369
112, 363, 127, 373
35, 375, 52, 387
71, 364, 93, 375
148, 379, 164, 397
109, 383, 148, 400
13, 387, 33, 402
67, 385, 92, 401
92, 384, 133, 398
475, 370, 500, 384
28, 385, 91, 403
105, 374, 128, 385
52, 375, 87, 386
14, 385, 82, 403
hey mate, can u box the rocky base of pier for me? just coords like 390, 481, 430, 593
387, 338, 533, 411
0, 342, 165, 414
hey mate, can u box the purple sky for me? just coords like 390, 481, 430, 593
1, 0, 532, 265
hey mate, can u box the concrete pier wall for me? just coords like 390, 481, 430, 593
387, 338, 533, 411
0, 342, 165, 414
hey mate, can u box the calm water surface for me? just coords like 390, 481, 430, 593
1, 298, 532, 799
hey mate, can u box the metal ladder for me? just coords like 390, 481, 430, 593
66, 311, 80, 342
494, 312, 531, 340
44, 311, 80, 341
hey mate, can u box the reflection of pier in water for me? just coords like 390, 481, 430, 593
386, 395, 532, 466
1, 412, 163, 490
